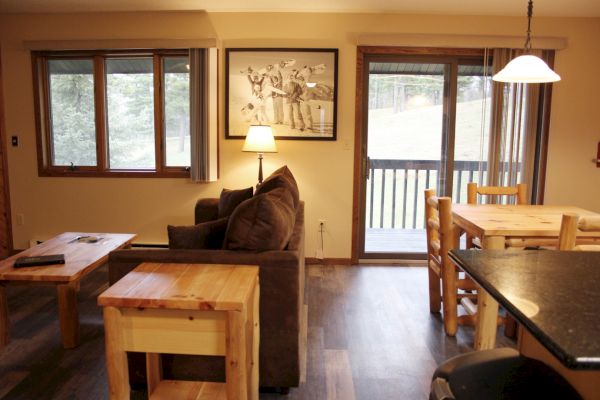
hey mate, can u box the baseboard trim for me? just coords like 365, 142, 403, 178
359, 259, 427, 266
306, 257, 352, 265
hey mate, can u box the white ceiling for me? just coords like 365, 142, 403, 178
1, 0, 599, 17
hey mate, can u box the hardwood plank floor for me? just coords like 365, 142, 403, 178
0, 264, 514, 399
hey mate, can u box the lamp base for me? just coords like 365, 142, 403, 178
257, 153, 264, 186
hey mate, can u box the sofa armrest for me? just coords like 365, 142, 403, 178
195, 198, 219, 223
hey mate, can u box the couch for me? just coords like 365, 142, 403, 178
107, 166, 305, 392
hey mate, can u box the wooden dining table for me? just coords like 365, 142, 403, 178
451, 204, 600, 350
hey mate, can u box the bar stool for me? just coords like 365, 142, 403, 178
430, 348, 582, 400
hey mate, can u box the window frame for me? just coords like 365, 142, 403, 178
32, 49, 191, 178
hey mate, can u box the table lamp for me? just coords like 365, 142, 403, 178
243, 125, 277, 185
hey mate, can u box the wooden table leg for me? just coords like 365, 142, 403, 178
146, 353, 162, 397
246, 280, 260, 400
103, 307, 129, 400
57, 281, 80, 348
227, 308, 248, 400
474, 235, 504, 350
0, 284, 9, 348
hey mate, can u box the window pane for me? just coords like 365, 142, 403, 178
106, 58, 155, 169
48, 59, 96, 166
164, 57, 190, 167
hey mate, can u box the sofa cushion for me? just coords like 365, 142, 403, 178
218, 187, 253, 218
168, 217, 229, 250
255, 166, 299, 209
224, 187, 296, 251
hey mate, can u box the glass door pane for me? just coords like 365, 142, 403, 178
365, 61, 447, 255
453, 63, 492, 203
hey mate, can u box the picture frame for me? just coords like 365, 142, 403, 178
225, 48, 338, 140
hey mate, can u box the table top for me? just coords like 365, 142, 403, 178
0, 232, 136, 283
98, 263, 259, 311
452, 204, 600, 238
449, 249, 600, 370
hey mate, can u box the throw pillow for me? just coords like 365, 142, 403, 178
224, 187, 296, 251
218, 187, 254, 218
255, 165, 299, 209
168, 217, 229, 249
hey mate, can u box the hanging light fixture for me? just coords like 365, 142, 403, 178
492, 0, 560, 83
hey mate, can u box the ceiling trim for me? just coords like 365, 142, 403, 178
23, 38, 219, 50
356, 33, 567, 50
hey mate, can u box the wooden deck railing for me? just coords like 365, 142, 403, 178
366, 159, 518, 229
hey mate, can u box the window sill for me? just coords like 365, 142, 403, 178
38, 169, 190, 178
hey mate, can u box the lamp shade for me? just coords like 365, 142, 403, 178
492, 54, 561, 83
243, 125, 277, 153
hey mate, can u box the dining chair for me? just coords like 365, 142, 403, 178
424, 188, 477, 336
466, 183, 529, 337
466, 182, 529, 250
558, 213, 600, 251
467, 182, 528, 206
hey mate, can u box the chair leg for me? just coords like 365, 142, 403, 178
504, 315, 518, 338
428, 266, 441, 313
466, 233, 474, 249
441, 265, 458, 336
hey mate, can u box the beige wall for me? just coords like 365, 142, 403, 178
0, 11, 599, 256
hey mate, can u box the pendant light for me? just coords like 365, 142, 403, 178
492, 0, 560, 83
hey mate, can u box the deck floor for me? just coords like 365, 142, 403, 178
365, 228, 427, 254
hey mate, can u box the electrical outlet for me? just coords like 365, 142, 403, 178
17, 213, 25, 226
315, 248, 324, 259
318, 219, 326, 232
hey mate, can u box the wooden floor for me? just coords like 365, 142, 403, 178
0, 264, 514, 399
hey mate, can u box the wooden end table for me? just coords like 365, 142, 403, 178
0, 232, 136, 349
98, 262, 260, 400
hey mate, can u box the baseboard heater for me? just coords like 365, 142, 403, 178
131, 243, 168, 249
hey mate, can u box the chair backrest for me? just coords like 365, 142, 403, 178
424, 189, 455, 268
558, 213, 600, 251
467, 182, 528, 205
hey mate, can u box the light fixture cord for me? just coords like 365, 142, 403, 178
524, 0, 533, 52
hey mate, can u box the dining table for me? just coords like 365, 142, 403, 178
449, 250, 600, 400
451, 204, 600, 350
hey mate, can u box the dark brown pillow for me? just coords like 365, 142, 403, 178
255, 165, 299, 209
224, 187, 296, 251
218, 187, 253, 218
168, 217, 229, 249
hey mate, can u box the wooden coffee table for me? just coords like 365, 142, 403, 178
98, 262, 259, 400
0, 232, 136, 349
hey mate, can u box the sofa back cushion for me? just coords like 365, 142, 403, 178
168, 217, 229, 250
218, 187, 253, 218
224, 187, 296, 251
255, 166, 299, 209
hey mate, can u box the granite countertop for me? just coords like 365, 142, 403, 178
449, 250, 600, 370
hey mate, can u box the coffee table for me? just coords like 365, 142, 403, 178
0, 232, 136, 349
98, 262, 259, 400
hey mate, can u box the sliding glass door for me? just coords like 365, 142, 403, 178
359, 54, 491, 259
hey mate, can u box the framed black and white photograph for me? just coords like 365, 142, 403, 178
225, 48, 338, 140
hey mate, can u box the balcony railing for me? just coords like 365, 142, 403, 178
366, 159, 520, 230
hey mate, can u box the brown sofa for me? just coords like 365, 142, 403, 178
107, 171, 305, 392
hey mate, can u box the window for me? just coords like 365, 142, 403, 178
33, 50, 191, 177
